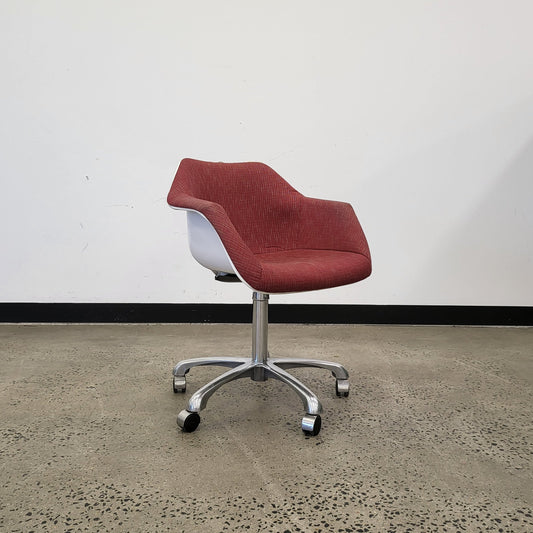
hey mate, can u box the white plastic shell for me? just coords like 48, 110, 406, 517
186, 210, 236, 274
170, 206, 237, 275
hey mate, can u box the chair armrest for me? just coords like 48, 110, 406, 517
298, 197, 371, 260
167, 192, 263, 287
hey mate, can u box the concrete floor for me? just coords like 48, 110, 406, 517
0, 324, 532, 532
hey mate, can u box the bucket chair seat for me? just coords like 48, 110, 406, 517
167, 158, 371, 436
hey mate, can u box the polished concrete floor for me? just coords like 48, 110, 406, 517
0, 323, 532, 532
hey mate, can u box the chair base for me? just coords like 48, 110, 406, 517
172, 292, 350, 436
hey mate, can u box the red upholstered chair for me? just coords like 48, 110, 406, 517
167, 158, 371, 436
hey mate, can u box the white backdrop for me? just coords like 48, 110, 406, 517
1, 1, 532, 305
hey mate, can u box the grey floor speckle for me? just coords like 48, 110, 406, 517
0, 324, 531, 532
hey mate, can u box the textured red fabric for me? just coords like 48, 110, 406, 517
167, 158, 371, 293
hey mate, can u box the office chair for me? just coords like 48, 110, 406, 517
167, 158, 371, 436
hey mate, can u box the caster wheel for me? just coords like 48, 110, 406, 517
173, 376, 186, 393
302, 414, 321, 436
336, 379, 349, 397
177, 410, 200, 432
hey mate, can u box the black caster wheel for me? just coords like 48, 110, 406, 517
173, 376, 186, 393
177, 410, 200, 432
302, 414, 321, 436
335, 379, 349, 397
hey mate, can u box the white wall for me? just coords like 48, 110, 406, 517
1, 0, 532, 305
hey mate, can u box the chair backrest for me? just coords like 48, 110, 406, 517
172, 158, 307, 255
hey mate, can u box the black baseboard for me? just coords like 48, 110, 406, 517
0, 303, 531, 326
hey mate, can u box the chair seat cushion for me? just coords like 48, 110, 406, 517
254, 249, 371, 293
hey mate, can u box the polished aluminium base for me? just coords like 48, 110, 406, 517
173, 292, 349, 436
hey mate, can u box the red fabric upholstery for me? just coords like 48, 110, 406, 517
167, 158, 371, 293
